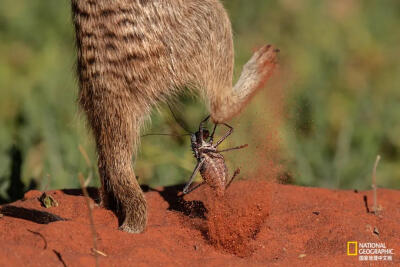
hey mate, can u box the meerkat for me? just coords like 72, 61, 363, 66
71, 0, 278, 233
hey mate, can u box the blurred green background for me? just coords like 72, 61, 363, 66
1, 0, 399, 203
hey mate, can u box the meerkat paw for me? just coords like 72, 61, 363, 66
233, 44, 278, 101
248, 44, 279, 89
256, 44, 279, 82
118, 198, 147, 234
119, 222, 146, 234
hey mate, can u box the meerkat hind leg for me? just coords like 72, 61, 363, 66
92, 105, 147, 233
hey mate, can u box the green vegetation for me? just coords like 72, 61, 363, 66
1, 0, 399, 203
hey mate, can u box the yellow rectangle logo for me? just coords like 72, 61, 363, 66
347, 241, 358, 256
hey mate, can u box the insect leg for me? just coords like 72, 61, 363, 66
214, 123, 233, 147
209, 123, 218, 143
183, 181, 206, 194
217, 144, 248, 153
199, 115, 211, 140
183, 158, 205, 194
226, 168, 240, 189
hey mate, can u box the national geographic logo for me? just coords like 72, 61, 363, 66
347, 242, 358, 256
347, 241, 394, 261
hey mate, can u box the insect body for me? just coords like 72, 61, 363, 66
183, 116, 248, 196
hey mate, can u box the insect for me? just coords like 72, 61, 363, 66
182, 115, 248, 196
142, 106, 248, 196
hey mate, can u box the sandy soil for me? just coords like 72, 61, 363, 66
0, 180, 399, 266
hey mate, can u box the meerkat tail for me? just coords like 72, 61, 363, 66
211, 45, 278, 123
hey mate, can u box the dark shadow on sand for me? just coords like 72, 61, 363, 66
61, 187, 100, 203
61, 184, 206, 219
0, 205, 67, 224
156, 184, 207, 219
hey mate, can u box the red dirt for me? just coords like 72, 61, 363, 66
0, 181, 399, 266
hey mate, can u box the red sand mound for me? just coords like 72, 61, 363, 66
0, 180, 399, 266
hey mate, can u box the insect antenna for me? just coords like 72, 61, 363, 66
141, 103, 194, 137
141, 133, 190, 137
167, 102, 193, 134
